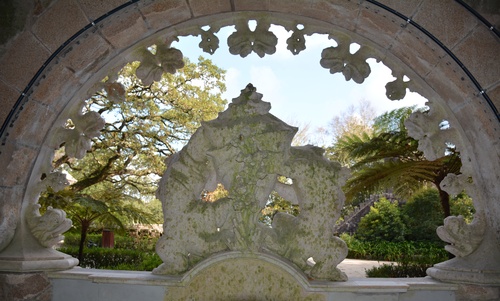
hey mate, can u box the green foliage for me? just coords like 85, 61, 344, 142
341, 233, 447, 263
365, 262, 429, 278
356, 198, 406, 242
60, 246, 162, 271
402, 189, 444, 242
41, 56, 226, 263
330, 107, 462, 217
450, 192, 475, 223
63, 232, 158, 251
340, 233, 448, 277
260, 191, 300, 226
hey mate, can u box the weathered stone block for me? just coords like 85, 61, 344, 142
0, 272, 52, 301
0, 141, 37, 187
27, 62, 78, 114
139, 0, 192, 31
456, 284, 500, 301
356, 4, 404, 49
97, 3, 149, 49
452, 26, 500, 90
269, 0, 360, 31
233, 0, 270, 11
58, 28, 114, 76
390, 26, 448, 78
7, 98, 56, 148
485, 82, 500, 113
0, 32, 50, 91
424, 57, 477, 112
31, 0, 89, 52
413, 1, 478, 49
78, 0, 129, 21
0, 80, 20, 127
376, 0, 421, 17
188, 0, 232, 17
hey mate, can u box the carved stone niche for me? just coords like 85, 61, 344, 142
154, 84, 349, 282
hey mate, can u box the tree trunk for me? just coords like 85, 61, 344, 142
437, 186, 451, 218
78, 221, 90, 265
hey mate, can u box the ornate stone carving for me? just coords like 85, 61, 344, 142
404, 105, 460, 161
136, 45, 185, 86
26, 204, 72, 248
228, 19, 278, 58
286, 25, 307, 55
320, 35, 372, 84
199, 28, 220, 55
436, 212, 486, 258
385, 76, 409, 100
154, 85, 348, 281
49, 102, 105, 159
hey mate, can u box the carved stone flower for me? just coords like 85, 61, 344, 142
286, 29, 306, 55
199, 29, 220, 54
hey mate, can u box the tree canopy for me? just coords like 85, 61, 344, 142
331, 106, 461, 217
40, 56, 227, 261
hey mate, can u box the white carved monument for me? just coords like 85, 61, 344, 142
154, 84, 349, 283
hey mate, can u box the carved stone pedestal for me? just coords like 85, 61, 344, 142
455, 284, 500, 301
0, 272, 52, 301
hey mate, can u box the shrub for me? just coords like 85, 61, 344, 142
450, 192, 475, 223
60, 246, 161, 271
365, 262, 429, 278
402, 189, 443, 242
356, 198, 406, 242
340, 233, 448, 263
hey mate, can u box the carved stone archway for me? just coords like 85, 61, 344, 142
0, 0, 499, 299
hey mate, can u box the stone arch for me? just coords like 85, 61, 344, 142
0, 0, 498, 286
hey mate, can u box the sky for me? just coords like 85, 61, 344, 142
172, 25, 427, 137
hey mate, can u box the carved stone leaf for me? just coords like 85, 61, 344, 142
385, 77, 408, 100
74, 111, 105, 139
228, 24, 254, 58
228, 20, 277, 58
40, 172, 72, 192
136, 46, 185, 85
342, 56, 371, 84
252, 23, 278, 57
61, 129, 92, 159
136, 52, 163, 86
320, 43, 371, 84
157, 45, 185, 74
103, 82, 126, 103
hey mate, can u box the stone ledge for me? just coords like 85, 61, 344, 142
48, 266, 457, 293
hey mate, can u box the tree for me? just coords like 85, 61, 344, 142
356, 197, 406, 242
40, 56, 227, 261
335, 107, 461, 217
402, 189, 444, 242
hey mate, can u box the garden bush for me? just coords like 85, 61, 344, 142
60, 246, 162, 271
402, 189, 444, 242
356, 198, 406, 242
365, 262, 430, 278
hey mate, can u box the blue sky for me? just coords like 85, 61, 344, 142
173, 25, 426, 133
